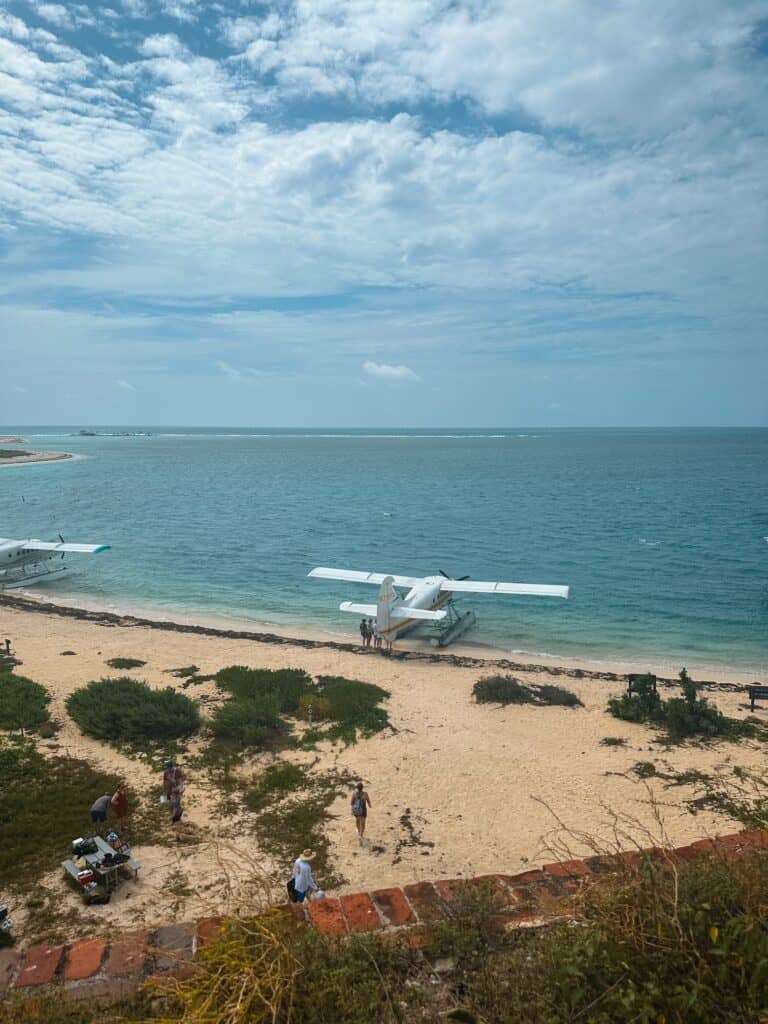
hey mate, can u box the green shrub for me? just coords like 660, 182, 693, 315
208, 692, 285, 751
297, 694, 331, 721
215, 666, 312, 713
474, 675, 536, 705
608, 673, 663, 725
314, 676, 391, 744
0, 673, 50, 734
105, 657, 146, 670
474, 675, 582, 708
608, 669, 763, 744
601, 736, 627, 747
66, 677, 200, 746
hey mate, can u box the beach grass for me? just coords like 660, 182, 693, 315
105, 656, 147, 670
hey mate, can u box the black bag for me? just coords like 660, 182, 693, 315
287, 877, 298, 903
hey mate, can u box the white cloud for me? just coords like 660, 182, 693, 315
117, 379, 136, 391
34, 4, 73, 30
159, 0, 199, 24
216, 360, 262, 381
363, 360, 419, 382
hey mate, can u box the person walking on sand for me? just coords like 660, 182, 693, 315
373, 624, 382, 650
111, 784, 128, 833
359, 618, 368, 646
291, 849, 320, 903
367, 619, 375, 648
163, 759, 184, 800
351, 782, 371, 844
169, 783, 184, 827
90, 793, 111, 824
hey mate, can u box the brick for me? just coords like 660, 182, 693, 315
735, 829, 768, 850
196, 917, 226, 949
307, 897, 348, 936
153, 922, 196, 971
106, 931, 148, 977
270, 902, 308, 928
434, 878, 464, 903
0, 949, 21, 992
372, 887, 414, 927
403, 882, 443, 922
15, 943, 64, 988
65, 938, 107, 982
340, 893, 381, 933
65, 975, 143, 1002
473, 874, 517, 906
543, 859, 591, 879
502, 869, 547, 887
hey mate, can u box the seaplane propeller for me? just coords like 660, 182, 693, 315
308, 566, 569, 648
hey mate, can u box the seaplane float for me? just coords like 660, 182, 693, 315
308, 567, 569, 647
0, 537, 109, 590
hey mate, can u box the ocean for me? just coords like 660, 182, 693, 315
1, 428, 766, 673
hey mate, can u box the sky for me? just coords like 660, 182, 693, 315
1, 0, 766, 427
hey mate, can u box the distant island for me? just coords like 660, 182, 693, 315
73, 429, 153, 437
0, 446, 73, 467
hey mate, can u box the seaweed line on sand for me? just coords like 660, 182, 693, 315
0, 594, 745, 692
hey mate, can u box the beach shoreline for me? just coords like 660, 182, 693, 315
0, 589, 760, 686
0, 449, 73, 467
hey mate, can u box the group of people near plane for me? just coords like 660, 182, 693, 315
359, 616, 393, 650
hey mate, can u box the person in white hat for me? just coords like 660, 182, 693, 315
291, 849, 320, 903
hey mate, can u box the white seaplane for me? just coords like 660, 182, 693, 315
0, 536, 109, 590
308, 567, 569, 647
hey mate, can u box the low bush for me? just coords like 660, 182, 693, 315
313, 676, 391, 744
297, 694, 331, 721
105, 657, 146, 670
474, 675, 582, 708
66, 677, 200, 746
0, 673, 50, 735
601, 736, 627, 747
608, 668, 764, 744
607, 672, 663, 724
208, 692, 286, 752
215, 666, 312, 714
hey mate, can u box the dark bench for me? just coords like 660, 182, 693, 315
747, 685, 768, 713
627, 673, 657, 695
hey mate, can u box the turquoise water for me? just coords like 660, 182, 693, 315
1, 428, 766, 672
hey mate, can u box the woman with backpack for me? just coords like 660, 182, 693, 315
351, 782, 372, 844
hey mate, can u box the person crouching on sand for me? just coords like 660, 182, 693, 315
351, 782, 371, 844
291, 849, 320, 902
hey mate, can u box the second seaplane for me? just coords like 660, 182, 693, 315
308, 567, 569, 647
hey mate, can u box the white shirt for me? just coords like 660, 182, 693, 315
292, 857, 318, 894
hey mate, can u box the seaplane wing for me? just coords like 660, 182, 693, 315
21, 541, 110, 554
339, 601, 379, 616
310, 567, 422, 588
439, 579, 569, 599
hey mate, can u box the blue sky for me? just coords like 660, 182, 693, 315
1, 0, 766, 426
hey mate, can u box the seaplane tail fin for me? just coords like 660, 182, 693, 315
339, 601, 378, 616
440, 579, 569, 599
391, 607, 447, 622
23, 541, 110, 554
309, 567, 422, 587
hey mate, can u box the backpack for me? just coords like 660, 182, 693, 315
287, 877, 299, 902
352, 793, 365, 816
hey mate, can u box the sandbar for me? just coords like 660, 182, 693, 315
0, 448, 73, 467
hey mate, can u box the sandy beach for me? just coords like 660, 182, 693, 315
1, 596, 765, 942
0, 449, 73, 467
